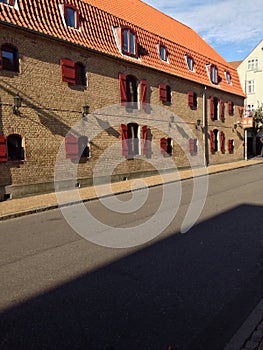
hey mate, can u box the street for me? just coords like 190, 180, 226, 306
0, 165, 263, 349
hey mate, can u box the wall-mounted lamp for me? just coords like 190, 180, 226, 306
195, 119, 202, 130
82, 104, 89, 118
12, 95, 22, 114
232, 121, 241, 132
169, 115, 174, 128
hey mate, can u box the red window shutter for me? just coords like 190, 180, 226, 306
60, 58, 75, 84
210, 131, 214, 153
141, 125, 148, 155
220, 131, 225, 153
188, 138, 195, 155
120, 124, 128, 156
219, 100, 225, 122
160, 138, 167, 154
228, 139, 233, 153
65, 134, 78, 159
9, 0, 14, 5
159, 84, 167, 102
228, 101, 234, 115
140, 79, 147, 110
119, 73, 127, 106
210, 97, 215, 120
0, 135, 7, 162
188, 91, 194, 107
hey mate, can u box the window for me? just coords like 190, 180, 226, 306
248, 59, 259, 71
228, 101, 234, 116
7, 134, 24, 161
63, 3, 79, 29
225, 70, 231, 84
65, 135, 89, 160
210, 97, 219, 120
60, 58, 86, 85
0, 0, 14, 5
247, 80, 255, 94
118, 73, 147, 110
210, 129, 219, 153
75, 62, 86, 85
121, 28, 137, 57
158, 44, 168, 62
185, 55, 194, 71
208, 64, 218, 84
159, 84, 171, 103
120, 124, 148, 157
0, 44, 19, 72
160, 137, 173, 156
187, 91, 197, 109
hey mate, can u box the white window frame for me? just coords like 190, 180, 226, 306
248, 58, 259, 71
185, 55, 194, 72
247, 80, 255, 94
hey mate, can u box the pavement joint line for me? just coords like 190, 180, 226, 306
0, 159, 262, 221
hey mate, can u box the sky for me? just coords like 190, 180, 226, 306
143, 0, 262, 63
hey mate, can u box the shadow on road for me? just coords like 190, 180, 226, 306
0, 204, 263, 350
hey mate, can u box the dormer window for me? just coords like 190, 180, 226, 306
185, 55, 194, 71
63, 3, 79, 29
122, 27, 137, 57
224, 70, 231, 84
158, 44, 168, 62
208, 64, 218, 84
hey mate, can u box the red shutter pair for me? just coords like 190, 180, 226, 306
118, 73, 147, 110
120, 124, 148, 156
160, 138, 167, 154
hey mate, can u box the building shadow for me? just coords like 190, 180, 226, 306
0, 204, 263, 350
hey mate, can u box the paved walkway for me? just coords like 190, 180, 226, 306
0, 157, 263, 221
0, 157, 263, 350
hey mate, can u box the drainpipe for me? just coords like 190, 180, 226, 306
203, 86, 208, 166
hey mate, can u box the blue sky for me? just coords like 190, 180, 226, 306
143, 0, 262, 63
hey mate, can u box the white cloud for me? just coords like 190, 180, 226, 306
143, 0, 262, 60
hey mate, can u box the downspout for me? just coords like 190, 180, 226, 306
203, 86, 208, 166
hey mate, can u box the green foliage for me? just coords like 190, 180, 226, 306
253, 106, 263, 132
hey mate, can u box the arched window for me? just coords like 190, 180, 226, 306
1, 44, 19, 72
7, 134, 24, 161
75, 62, 86, 86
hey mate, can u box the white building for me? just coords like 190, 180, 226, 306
231, 39, 263, 156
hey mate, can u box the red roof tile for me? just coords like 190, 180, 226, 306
0, 0, 244, 97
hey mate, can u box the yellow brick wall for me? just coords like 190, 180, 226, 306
0, 26, 244, 198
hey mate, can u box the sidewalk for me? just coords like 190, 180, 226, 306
0, 157, 263, 221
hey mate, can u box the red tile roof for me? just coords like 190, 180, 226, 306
0, 0, 244, 97
229, 60, 243, 69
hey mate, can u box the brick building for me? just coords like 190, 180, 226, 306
0, 0, 245, 199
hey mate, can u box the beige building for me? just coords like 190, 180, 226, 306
0, 0, 245, 200
232, 39, 263, 156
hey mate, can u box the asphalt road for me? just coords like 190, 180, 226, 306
0, 165, 263, 350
